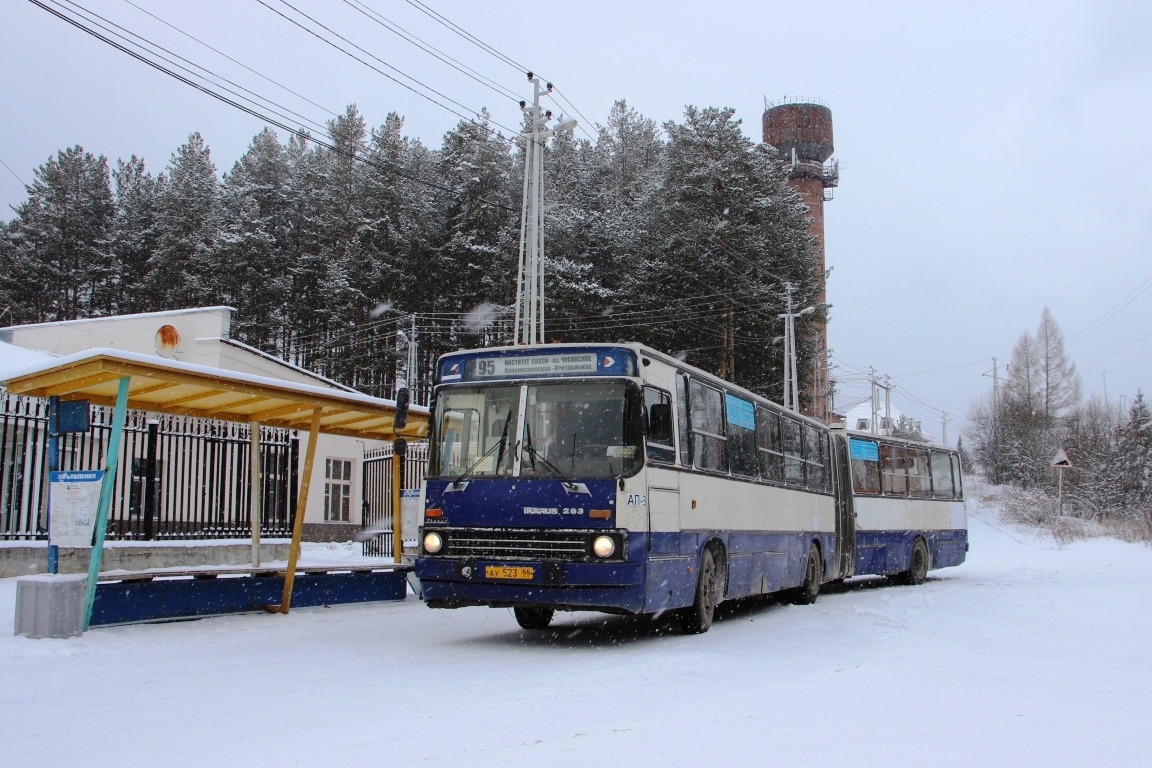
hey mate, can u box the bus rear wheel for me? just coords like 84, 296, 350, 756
787, 543, 822, 605
514, 607, 554, 630
682, 548, 718, 634
891, 537, 929, 586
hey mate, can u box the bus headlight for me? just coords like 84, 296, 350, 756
592, 535, 615, 558
423, 532, 444, 554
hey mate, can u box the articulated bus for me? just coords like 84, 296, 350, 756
413, 343, 967, 633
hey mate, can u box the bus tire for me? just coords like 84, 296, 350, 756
514, 607, 554, 630
788, 543, 822, 605
892, 537, 929, 586
682, 548, 718, 634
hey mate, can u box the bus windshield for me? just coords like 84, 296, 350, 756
428, 381, 642, 480
521, 382, 641, 479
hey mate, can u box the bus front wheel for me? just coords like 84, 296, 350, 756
514, 607, 554, 630
682, 548, 718, 634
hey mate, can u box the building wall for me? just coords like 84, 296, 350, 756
1, 307, 233, 358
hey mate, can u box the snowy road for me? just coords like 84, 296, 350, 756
3, 504, 1150, 767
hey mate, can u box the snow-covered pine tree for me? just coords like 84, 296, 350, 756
592, 103, 663, 300
147, 133, 221, 310
108, 155, 159, 314
646, 105, 816, 398
0, 146, 114, 322
1116, 390, 1152, 517
217, 128, 291, 351
434, 111, 517, 346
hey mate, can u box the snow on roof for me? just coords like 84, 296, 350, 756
0, 306, 235, 331
1, 347, 429, 416
201, 337, 358, 393
0, 341, 56, 381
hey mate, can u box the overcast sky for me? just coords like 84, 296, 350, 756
3, 0, 1150, 439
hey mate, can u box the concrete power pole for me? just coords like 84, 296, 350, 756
869, 366, 879, 435
778, 282, 814, 412
513, 73, 576, 346
941, 411, 950, 446
882, 375, 894, 435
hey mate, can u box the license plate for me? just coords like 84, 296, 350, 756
484, 565, 535, 580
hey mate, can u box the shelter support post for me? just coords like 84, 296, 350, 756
82, 376, 131, 631
392, 439, 404, 562
276, 408, 322, 613
250, 422, 261, 567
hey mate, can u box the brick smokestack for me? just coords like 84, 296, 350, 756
762, 99, 838, 422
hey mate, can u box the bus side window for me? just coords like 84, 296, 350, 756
782, 417, 805, 486
676, 373, 691, 466
644, 386, 675, 464
804, 425, 824, 491
930, 450, 955, 499
822, 432, 832, 493
951, 453, 964, 499
689, 380, 727, 473
881, 443, 908, 496
726, 393, 757, 478
755, 406, 784, 483
849, 438, 881, 494
908, 448, 931, 497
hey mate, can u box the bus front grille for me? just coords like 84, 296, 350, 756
437, 528, 594, 561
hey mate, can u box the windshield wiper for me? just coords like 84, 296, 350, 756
451, 412, 511, 489
522, 423, 589, 495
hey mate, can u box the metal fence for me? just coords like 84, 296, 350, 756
1, 393, 297, 541
361, 441, 428, 557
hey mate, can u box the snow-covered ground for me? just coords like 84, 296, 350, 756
2, 495, 1150, 767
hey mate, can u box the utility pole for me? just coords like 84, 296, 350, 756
407, 315, 418, 405
514, 73, 576, 346
778, 282, 814, 412
882, 374, 894, 434
869, 366, 879, 435
941, 411, 950, 446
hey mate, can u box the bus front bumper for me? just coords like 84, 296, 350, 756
416, 557, 646, 613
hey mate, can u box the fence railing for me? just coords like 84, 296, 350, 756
361, 441, 428, 557
1, 393, 297, 541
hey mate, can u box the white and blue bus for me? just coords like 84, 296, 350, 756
414, 343, 967, 633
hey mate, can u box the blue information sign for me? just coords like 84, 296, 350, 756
725, 395, 756, 431
849, 438, 879, 462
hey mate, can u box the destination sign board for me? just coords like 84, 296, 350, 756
473, 353, 598, 378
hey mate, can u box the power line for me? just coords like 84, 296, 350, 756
1066, 271, 1152, 349
30, 0, 519, 212
402, 0, 527, 73
342, 0, 521, 103
121, 0, 338, 118
0, 156, 27, 187
1082, 329, 1152, 370
257, 0, 521, 137
58, 0, 330, 135
399, 0, 599, 143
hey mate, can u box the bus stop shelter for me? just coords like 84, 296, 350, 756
3, 348, 427, 630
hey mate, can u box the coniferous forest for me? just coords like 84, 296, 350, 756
0, 101, 821, 403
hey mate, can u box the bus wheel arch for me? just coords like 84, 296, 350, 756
702, 537, 729, 599
891, 535, 930, 586
682, 545, 719, 634
787, 541, 822, 605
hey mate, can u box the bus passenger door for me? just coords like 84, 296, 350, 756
646, 468, 680, 555
832, 434, 856, 579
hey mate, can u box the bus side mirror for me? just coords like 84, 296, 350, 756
649, 403, 672, 442
394, 388, 410, 430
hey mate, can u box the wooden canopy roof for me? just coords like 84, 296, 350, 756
1, 348, 428, 440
